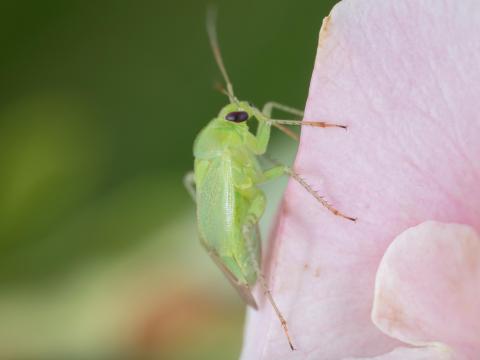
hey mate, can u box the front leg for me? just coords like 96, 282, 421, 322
262, 101, 304, 118
261, 101, 347, 142
262, 101, 303, 141
245, 112, 272, 155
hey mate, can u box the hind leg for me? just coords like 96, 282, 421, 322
242, 212, 295, 351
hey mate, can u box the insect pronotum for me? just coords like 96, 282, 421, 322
184, 7, 356, 351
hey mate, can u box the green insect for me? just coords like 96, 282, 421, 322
184, 8, 355, 350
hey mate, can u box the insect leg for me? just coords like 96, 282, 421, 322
183, 171, 196, 202
260, 101, 347, 141
260, 165, 286, 184
286, 167, 356, 222
262, 101, 304, 118
242, 219, 295, 351
260, 102, 302, 141
246, 114, 272, 155
268, 118, 347, 129
261, 157, 356, 221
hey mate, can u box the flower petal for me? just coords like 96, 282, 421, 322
241, 0, 480, 358
372, 221, 480, 359
345, 344, 454, 360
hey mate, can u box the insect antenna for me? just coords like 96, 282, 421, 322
206, 6, 236, 103
213, 81, 230, 97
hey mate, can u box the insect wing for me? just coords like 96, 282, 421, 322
207, 248, 258, 309
195, 158, 260, 309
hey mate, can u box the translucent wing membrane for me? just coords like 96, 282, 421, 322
206, 248, 258, 309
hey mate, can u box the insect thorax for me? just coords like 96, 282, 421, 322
193, 116, 253, 158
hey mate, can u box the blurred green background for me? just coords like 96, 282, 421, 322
0, 0, 337, 359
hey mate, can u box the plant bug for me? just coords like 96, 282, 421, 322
184, 8, 356, 351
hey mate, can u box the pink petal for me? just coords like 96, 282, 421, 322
372, 222, 480, 359
241, 0, 480, 358
346, 345, 454, 360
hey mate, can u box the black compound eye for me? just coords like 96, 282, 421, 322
225, 111, 249, 123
